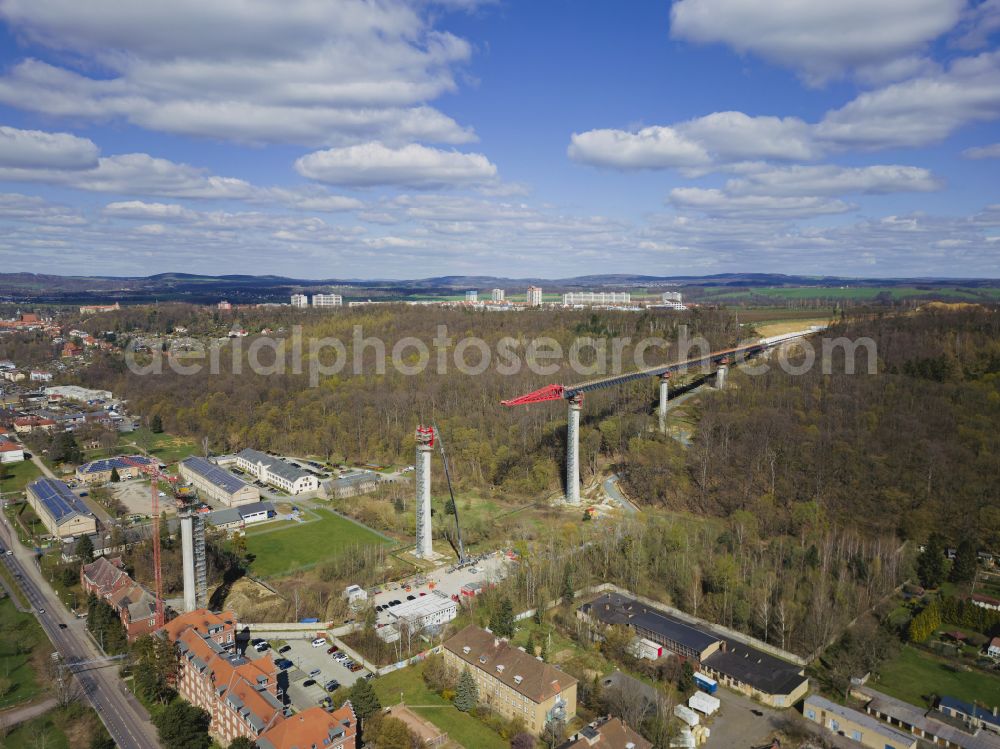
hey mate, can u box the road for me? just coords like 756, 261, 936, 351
602, 475, 638, 514
0, 516, 161, 749
0, 696, 58, 728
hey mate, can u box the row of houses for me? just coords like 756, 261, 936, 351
163, 609, 357, 749
578, 593, 809, 708
75, 454, 155, 484
80, 556, 160, 641
234, 449, 319, 494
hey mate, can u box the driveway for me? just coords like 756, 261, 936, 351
703, 688, 783, 748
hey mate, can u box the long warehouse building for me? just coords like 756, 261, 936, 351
179, 456, 260, 507
26, 477, 98, 539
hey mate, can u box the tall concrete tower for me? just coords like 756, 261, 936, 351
658, 373, 670, 433
565, 395, 582, 504
180, 512, 208, 612
414, 427, 435, 558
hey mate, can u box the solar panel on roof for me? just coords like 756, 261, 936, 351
29, 478, 93, 522
183, 457, 249, 494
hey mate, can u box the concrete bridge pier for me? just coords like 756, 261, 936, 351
716, 363, 728, 389
658, 373, 670, 433
566, 394, 582, 504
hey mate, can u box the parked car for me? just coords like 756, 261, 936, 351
250, 638, 264, 645
276, 659, 293, 669
278, 645, 292, 654
254, 642, 270, 652
406, 595, 416, 601
326, 646, 337, 654
349, 663, 363, 672
308, 668, 322, 678
311, 638, 327, 647
303, 679, 316, 687
324, 679, 340, 692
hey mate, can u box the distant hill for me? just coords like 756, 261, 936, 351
0, 271, 997, 305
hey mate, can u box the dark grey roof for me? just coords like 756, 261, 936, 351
703, 638, 807, 696
28, 478, 94, 524
182, 456, 250, 494
237, 448, 311, 483
237, 501, 275, 518
582, 593, 719, 654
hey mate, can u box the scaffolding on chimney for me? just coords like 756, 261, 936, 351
192, 514, 208, 608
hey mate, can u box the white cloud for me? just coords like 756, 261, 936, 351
0, 125, 98, 170
668, 188, 854, 218
295, 142, 497, 187
568, 126, 708, 169
724, 165, 941, 196
964, 142, 1000, 159
670, 0, 964, 84
0, 0, 478, 146
103, 201, 195, 221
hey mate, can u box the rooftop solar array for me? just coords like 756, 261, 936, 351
80, 455, 154, 474
28, 477, 94, 522
182, 456, 250, 495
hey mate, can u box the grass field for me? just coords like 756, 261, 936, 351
1, 703, 111, 748
0, 596, 50, 709
244, 508, 392, 577
117, 428, 199, 464
874, 646, 1000, 707
753, 318, 830, 338
0, 459, 41, 495
372, 662, 507, 749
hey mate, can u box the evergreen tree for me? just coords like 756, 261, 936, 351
153, 701, 211, 749
76, 534, 94, 563
150, 414, 164, 433
454, 666, 478, 712
950, 540, 977, 584
533, 606, 543, 626
110, 467, 120, 483
917, 533, 947, 588
677, 661, 695, 694
348, 677, 381, 722
560, 565, 574, 606
490, 598, 516, 639
540, 635, 549, 663
228, 738, 256, 749
525, 631, 536, 656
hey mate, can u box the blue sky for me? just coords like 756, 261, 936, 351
0, 0, 997, 279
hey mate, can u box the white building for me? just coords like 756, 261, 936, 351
30, 370, 53, 382
491, 289, 505, 302
235, 448, 318, 494
526, 286, 543, 306
343, 584, 368, 604
0, 440, 25, 463
44, 385, 113, 402
312, 293, 342, 307
290, 294, 309, 308
465, 290, 478, 303
562, 291, 631, 306
659, 291, 686, 310
387, 590, 458, 630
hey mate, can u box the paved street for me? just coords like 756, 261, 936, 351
0, 516, 161, 749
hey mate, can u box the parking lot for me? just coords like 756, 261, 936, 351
246, 633, 370, 711
369, 552, 510, 626
111, 478, 178, 516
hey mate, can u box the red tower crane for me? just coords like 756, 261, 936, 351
122, 456, 177, 628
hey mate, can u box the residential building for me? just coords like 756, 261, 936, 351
235, 449, 318, 494
62, 342, 84, 358
44, 385, 113, 402
61, 527, 146, 562
13, 415, 56, 434
172, 626, 285, 745
971, 594, 1000, 611
857, 686, 1000, 749
658, 291, 686, 310
562, 291, 631, 306
804, 695, 918, 749
218, 300, 233, 310
579, 593, 807, 708
0, 439, 24, 463
179, 456, 260, 507
163, 608, 238, 650
26, 477, 98, 539
327, 470, 379, 498
989, 637, 1000, 658
443, 625, 577, 735
79, 303, 121, 314
938, 697, 1000, 735
81, 556, 159, 641
257, 705, 357, 749
465, 290, 478, 302
290, 294, 309, 308
75, 455, 155, 484
312, 293, 343, 307
30, 370, 52, 382
387, 590, 458, 631
526, 286, 543, 306
558, 717, 652, 749
491, 289, 505, 302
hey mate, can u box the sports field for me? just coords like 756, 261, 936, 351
244, 507, 392, 577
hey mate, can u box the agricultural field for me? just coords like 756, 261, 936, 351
696, 285, 1000, 303
0, 595, 50, 709
872, 646, 1000, 707
0, 459, 41, 495
372, 661, 507, 749
244, 507, 392, 577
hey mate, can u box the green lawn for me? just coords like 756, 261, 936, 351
0, 595, 51, 709
373, 662, 507, 749
874, 646, 1000, 707
0, 459, 42, 495
245, 508, 392, 577
1, 703, 111, 748
117, 428, 199, 464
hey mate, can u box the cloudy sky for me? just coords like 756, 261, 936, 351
0, 0, 998, 279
